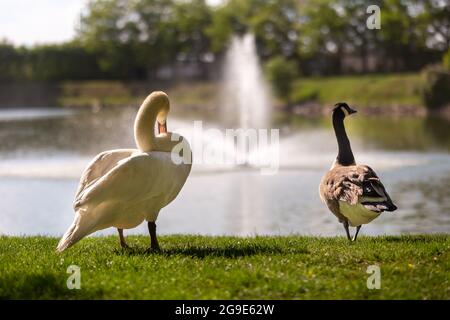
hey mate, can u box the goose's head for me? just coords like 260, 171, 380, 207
333, 102, 357, 118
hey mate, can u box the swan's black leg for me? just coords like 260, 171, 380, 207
352, 225, 362, 242
148, 222, 160, 251
343, 221, 352, 241
118, 228, 130, 249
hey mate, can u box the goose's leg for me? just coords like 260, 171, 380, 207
118, 228, 130, 249
343, 221, 352, 241
352, 225, 362, 242
148, 221, 160, 251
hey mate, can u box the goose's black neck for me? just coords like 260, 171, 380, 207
332, 109, 355, 166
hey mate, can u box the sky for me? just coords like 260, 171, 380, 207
0, 0, 89, 45
0, 0, 223, 46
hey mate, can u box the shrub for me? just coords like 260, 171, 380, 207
421, 64, 450, 110
443, 49, 450, 71
264, 56, 299, 103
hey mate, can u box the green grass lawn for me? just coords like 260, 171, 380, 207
291, 73, 424, 108
57, 73, 424, 111
58, 81, 219, 110
1, 235, 448, 299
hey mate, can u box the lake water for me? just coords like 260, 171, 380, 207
0, 106, 449, 237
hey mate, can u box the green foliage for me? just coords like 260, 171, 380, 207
443, 49, 450, 71
0, 41, 100, 82
207, 0, 300, 59
0, 42, 23, 81
205, 0, 248, 53
0, 235, 448, 299
249, 0, 300, 59
26, 44, 101, 81
264, 56, 299, 102
291, 73, 423, 107
421, 64, 450, 110
298, 0, 447, 73
78, 0, 212, 79
1, 0, 449, 81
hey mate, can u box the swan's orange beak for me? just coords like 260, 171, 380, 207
158, 121, 167, 134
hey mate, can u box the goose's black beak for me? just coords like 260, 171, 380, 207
387, 204, 398, 212
348, 108, 357, 115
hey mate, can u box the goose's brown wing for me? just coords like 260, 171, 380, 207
322, 165, 377, 204
320, 164, 396, 215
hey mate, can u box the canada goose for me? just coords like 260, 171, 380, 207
319, 103, 397, 241
57, 91, 192, 252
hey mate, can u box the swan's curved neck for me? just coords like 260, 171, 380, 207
134, 92, 175, 152
332, 110, 355, 166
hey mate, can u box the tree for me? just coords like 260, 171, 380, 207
421, 0, 450, 51
77, 0, 213, 79
170, 0, 213, 75
207, 0, 300, 61
298, 0, 347, 74
0, 41, 24, 81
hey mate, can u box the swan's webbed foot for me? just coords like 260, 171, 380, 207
118, 228, 131, 249
147, 221, 160, 252
145, 246, 161, 254
150, 243, 161, 251
121, 242, 131, 249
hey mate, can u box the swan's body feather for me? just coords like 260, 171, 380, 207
74, 149, 136, 206
57, 149, 191, 251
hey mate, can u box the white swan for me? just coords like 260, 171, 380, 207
57, 91, 192, 252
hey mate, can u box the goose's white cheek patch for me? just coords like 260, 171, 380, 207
342, 107, 349, 117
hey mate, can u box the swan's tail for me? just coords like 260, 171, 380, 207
56, 214, 92, 252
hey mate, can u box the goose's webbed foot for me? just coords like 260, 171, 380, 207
343, 221, 362, 242
343, 221, 352, 241
352, 225, 362, 242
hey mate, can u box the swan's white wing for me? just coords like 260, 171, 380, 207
74, 149, 136, 207
75, 151, 191, 228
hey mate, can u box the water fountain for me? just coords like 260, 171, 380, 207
221, 33, 272, 129
217, 33, 277, 171
218, 33, 274, 232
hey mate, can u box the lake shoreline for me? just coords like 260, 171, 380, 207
284, 101, 450, 118
58, 100, 450, 119
1, 98, 446, 120
0, 100, 444, 118
1, 74, 448, 118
